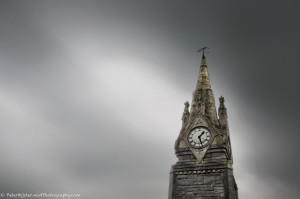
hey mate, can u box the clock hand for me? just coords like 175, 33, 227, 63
198, 131, 205, 145
200, 131, 204, 137
198, 135, 203, 145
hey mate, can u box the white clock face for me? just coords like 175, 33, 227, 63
188, 127, 211, 148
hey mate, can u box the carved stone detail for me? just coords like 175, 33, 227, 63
181, 101, 190, 129
218, 96, 228, 129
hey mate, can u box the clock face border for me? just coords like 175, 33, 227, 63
187, 126, 212, 149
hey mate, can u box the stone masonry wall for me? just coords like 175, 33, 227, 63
174, 172, 225, 199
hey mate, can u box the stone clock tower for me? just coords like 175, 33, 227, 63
168, 50, 238, 199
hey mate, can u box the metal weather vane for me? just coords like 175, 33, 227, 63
197, 47, 209, 57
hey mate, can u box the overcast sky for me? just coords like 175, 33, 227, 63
0, 0, 300, 199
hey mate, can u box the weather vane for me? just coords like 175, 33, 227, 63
197, 47, 209, 57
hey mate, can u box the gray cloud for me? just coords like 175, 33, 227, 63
0, 0, 299, 199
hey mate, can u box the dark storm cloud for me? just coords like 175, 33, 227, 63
0, 0, 299, 199
207, 1, 300, 194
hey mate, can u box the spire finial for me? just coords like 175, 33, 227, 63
197, 47, 209, 65
220, 96, 225, 104
197, 47, 209, 57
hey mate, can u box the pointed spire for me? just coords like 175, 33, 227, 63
218, 96, 228, 129
181, 101, 190, 129
196, 54, 211, 90
219, 96, 226, 112
190, 49, 219, 126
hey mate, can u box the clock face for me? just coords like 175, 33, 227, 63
188, 127, 211, 148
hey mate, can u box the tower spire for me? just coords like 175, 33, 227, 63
190, 47, 219, 125
196, 47, 211, 89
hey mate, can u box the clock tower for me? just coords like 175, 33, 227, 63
168, 51, 238, 199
